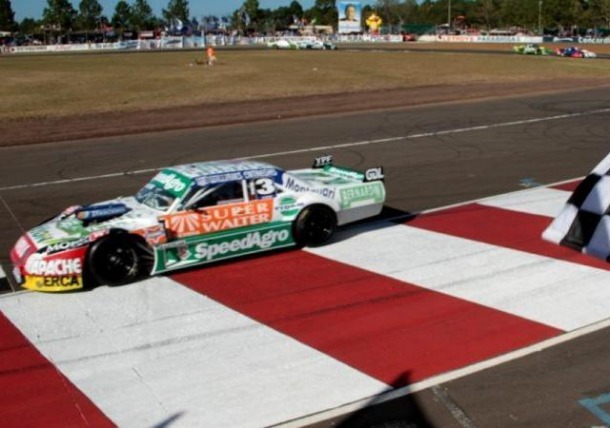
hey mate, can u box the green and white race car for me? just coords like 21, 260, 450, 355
10, 156, 386, 292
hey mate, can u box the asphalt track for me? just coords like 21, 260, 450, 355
1, 87, 610, 427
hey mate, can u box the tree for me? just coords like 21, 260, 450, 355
42, 0, 77, 31
375, 0, 403, 30
19, 17, 41, 34
498, 0, 534, 29
243, 0, 260, 22
543, 0, 580, 29
288, 0, 304, 19
590, 0, 610, 27
162, 0, 189, 24
473, 0, 501, 30
0, 0, 16, 31
76, 0, 103, 32
131, 0, 155, 30
416, 0, 450, 25
270, 6, 295, 30
232, 0, 260, 32
243, 0, 261, 29
400, 0, 424, 24
162, 0, 190, 30
258, 8, 275, 33
305, 0, 337, 27
112, 0, 132, 30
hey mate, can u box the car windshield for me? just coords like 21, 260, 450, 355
135, 183, 177, 212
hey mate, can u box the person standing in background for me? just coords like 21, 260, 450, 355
206, 46, 216, 66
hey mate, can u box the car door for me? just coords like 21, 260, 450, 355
151, 177, 288, 274
163, 179, 275, 239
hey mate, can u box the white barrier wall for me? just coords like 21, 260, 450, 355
3, 33, 610, 54
418, 34, 543, 43
574, 36, 610, 44
419, 34, 610, 44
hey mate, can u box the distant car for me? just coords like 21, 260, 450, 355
512, 44, 551, 55
10, 156, 386, 292
267, 39, 297, 50
299, 39, 338, 50
555, 46, 597, 58
269, 38, 337, 50
403, 33, 417, 42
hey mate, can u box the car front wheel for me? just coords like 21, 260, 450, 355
88, 234, 152, 286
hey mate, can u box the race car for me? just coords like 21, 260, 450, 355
266, 39, 298, 50
10, 156, 386, 292
512, 43, 552, 55
295, 39, 338, 50
267, 38, 337, 50
555, 46, 597, 58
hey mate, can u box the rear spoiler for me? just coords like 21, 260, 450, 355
312, 155, 384, 182
364, 167, 384, 182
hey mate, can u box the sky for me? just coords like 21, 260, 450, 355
13, 1, 376, 21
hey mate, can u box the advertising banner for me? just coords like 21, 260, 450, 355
164, 199, 274, 238
152, 222, 295, 273
338, 1, 362, 34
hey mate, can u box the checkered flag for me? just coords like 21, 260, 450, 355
542, 152, 610, 261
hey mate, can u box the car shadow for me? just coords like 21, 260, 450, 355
323, 205, 416, 246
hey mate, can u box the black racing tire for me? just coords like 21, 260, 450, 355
293, 205, 337, 247
88, 234, 152, 286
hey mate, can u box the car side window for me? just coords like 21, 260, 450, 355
193, 181, 245, 208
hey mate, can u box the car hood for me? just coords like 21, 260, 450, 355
25, 197, 161, 250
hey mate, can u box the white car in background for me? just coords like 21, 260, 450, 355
267, 39, 296, 49
295, 39, 338, 50
267, 38, 337, 50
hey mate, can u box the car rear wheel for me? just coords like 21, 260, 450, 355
88, 234, 152, 286
293, 205, 337, 247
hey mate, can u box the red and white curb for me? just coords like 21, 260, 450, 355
2, 180, 610, 427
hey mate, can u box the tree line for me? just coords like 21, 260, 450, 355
1, 0, 609, 37
0, 0, 191, 35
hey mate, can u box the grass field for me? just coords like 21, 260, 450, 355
2, 46, 610, 121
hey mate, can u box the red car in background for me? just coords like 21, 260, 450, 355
555, 46, 597, 58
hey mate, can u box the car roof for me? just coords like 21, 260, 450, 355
167, 160, 279, 180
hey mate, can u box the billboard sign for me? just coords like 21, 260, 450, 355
338, 2, 362, 34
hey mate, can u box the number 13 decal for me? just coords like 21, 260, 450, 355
249, 178, 275, 197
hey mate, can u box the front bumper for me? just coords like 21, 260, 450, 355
11, 235, 86, 292
18, 272, 84, 292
